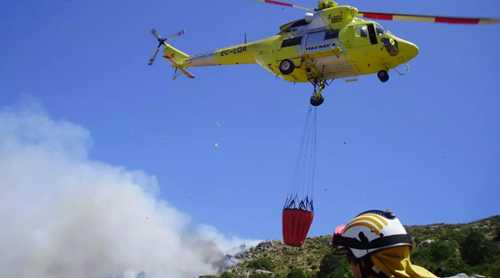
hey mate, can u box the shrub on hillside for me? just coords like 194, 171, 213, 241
247, 257, 275, 271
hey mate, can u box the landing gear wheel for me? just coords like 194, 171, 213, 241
378, 70, 389, 82
279, 59, 295, 75
310, 94, 324, 106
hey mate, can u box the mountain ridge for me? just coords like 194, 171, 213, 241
208, 215, 500, 278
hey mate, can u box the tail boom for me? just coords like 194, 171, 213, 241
181, 43, 256, 68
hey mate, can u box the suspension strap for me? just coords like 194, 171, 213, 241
284, 104, 317, 212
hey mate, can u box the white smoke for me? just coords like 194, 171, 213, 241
0, 98, 261, 278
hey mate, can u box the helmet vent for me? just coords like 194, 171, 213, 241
356, 209, 396, 219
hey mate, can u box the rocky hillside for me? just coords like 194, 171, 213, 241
203, 215, 500, 278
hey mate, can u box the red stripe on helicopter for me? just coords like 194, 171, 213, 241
361, 13, 393, 20
434, 17, 480, 24
362, 12, 482, 24
265, 0, 293, 7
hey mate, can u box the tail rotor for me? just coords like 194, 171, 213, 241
148, 28, 186, 66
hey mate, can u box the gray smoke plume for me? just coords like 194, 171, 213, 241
0, 98, 261, 278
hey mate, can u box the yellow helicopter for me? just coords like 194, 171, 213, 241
148, 0, 499, 106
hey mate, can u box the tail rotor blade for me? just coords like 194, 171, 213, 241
151, 28, 185, 43
148, 28, 186, 66
148, 46, 160, 66
165, 29, 186, 41
151, 28, 162, 40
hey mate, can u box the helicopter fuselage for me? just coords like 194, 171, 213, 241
167, 5, 419, 83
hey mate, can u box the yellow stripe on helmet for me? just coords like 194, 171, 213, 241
343, 213, 390, 235
344, 222, 381, 235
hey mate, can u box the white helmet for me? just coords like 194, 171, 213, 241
331, 209, 413, 259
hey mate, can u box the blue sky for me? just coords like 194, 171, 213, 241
1, 0, 500, 246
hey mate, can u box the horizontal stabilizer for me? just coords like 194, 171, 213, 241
163, 55, 195, 79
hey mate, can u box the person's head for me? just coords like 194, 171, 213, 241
330, 209, 414, 278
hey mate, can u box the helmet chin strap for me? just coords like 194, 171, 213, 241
360, 262, 372, 278
359, 254, 381, 278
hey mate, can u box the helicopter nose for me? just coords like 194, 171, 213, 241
405, 42, 419, 60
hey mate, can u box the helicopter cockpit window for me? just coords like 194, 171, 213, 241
355, 25, 368, 38
381, 38, 399, 56
279, 19, 309, 34
375, 23, 387, 35
281, 36, 303, 48
324, 29, 340, 40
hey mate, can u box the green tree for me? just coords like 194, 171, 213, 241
324, 263, 352, 278
287, 268, 308, 278
494, 225, 500, 242
247, 257, 275, 271
316, 249, 352, 278
428, 240, 459, 264
221, 272, 233, 278
409, 246, 433, 270
460, 230, 492, 266
249, 273, 273, 278
492, 264, 500, 278
439, 257, 472, 276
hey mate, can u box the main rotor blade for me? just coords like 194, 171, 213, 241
357, 11, 500, 24
245, 0, 314, 11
